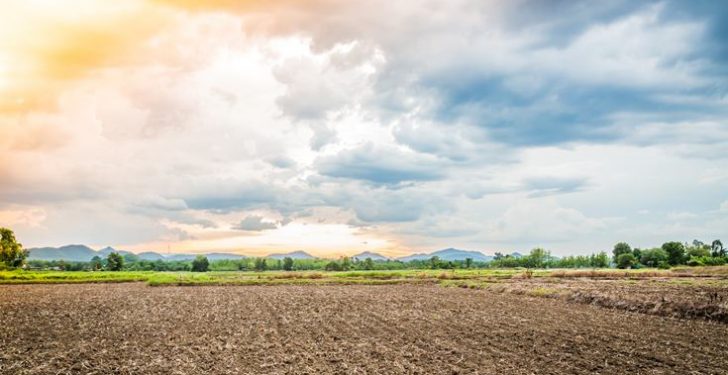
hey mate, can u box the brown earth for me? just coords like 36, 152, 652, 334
1, 283, 727, 375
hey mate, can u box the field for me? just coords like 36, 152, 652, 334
1, 270, 728, 374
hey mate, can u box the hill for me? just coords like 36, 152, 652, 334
351, 251, 390, 261
267, 250, 315, 260
397, 248, 492, 262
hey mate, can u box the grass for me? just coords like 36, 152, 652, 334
3, 266, 728, 286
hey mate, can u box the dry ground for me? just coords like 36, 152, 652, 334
1, 283, 727, 374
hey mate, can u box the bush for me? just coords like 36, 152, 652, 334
640, 248, 668, 267
686, 257, 704, 267
616, 253, 637, 269
191, 256, 209, 272
657, 261, 671, 270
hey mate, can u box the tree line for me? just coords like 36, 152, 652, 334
1, 227, 725, 272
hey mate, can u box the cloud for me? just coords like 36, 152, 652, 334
316, 143, 445, 185
523, 176, 589, 197
232, 215, 278, 231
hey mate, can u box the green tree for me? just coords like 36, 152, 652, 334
711, 239, 725, 258
429, 256, 441, 269
363, 257, 374, 270
191, 255, 209, 272
687, 246, 710, 259
282, 256, 294, 271
90, 255, 103, 271
612, 242, 632, 264
616, 253, 637, 269
0, 227, 27, 268
639, 248, 668, 267
106, 252, 124, 271
325, 261, 342, 271
340, 256, 352, 271
591, 251, 610, 268
465, 257, 473, 269
662, 242, 686, 265
527, 248, 550, 268
254, 258, 267, 271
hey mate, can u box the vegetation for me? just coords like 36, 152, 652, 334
106, 252, 124, 271
191, 256, 209, 272
0, 227, 27, 268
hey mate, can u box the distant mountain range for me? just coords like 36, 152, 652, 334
267, 251, 316, 260
27, 245, 516, 263
27, 245, 249, 262
351, 251, 390, 261
396, 248, 493, 262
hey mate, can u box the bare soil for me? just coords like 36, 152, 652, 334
1, 283, 727, 374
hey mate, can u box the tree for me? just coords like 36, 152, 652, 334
340, 256, 352, 271
191, 256, 209, 272
612, 242, 632, 263
90, 256, 103, 271
282, 257, 294, 271
590, 251, 610, 268
429, 256, 441, 269
106, 252, 124, 271
616, 253, 637, 269
0, 227, 27, 268
640, 248, 668, 267
465, 257, 473, 269
712, 240, 725, 258
687, 246, 710, 259
254, 258, 267, 271
325, 261, 342, 271
363, 257, 374, 270
527, 248, 550, 268
662, 242, 686, 265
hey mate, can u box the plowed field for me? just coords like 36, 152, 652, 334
1, 283, 727, 374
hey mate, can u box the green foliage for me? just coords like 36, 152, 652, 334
253, 258, 267, 271
282, 257, 294, 271
662, 241, 686, 265
464, 257, 473, 269
616, 253, 637, 269
657, 261, 671, 270
90, 256, 103, 271
640, 248, 668, 267
0, 228, 27, 268
711, 239, 725, 258
612, 242, 632, 263
325, 261, 342, 271
106, 252, 124, 271
191, 256, 209, 272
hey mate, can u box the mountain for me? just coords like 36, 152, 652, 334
267, 250, 315, 260
397, 248, 492, 262
351, 251, 390, 261
206, 252, 247, 261
137, 251, 165, 261
97, 246, 132, 257
510, 252, 523, 258
27, 245, 97, 262
27, 245, 249, 262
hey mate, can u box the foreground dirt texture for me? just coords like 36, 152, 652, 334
488, 278, 728, 323
1, 284, 728, 374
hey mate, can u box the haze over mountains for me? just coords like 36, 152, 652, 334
26, 245, 516, 262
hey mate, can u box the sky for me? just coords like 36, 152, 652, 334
1, 0, 727, 257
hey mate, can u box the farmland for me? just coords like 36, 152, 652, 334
1, 269, 728, 374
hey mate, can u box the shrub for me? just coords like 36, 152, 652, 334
657, 261, 671, 270
191, 256, 209, 272
616, 253, 637, 269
